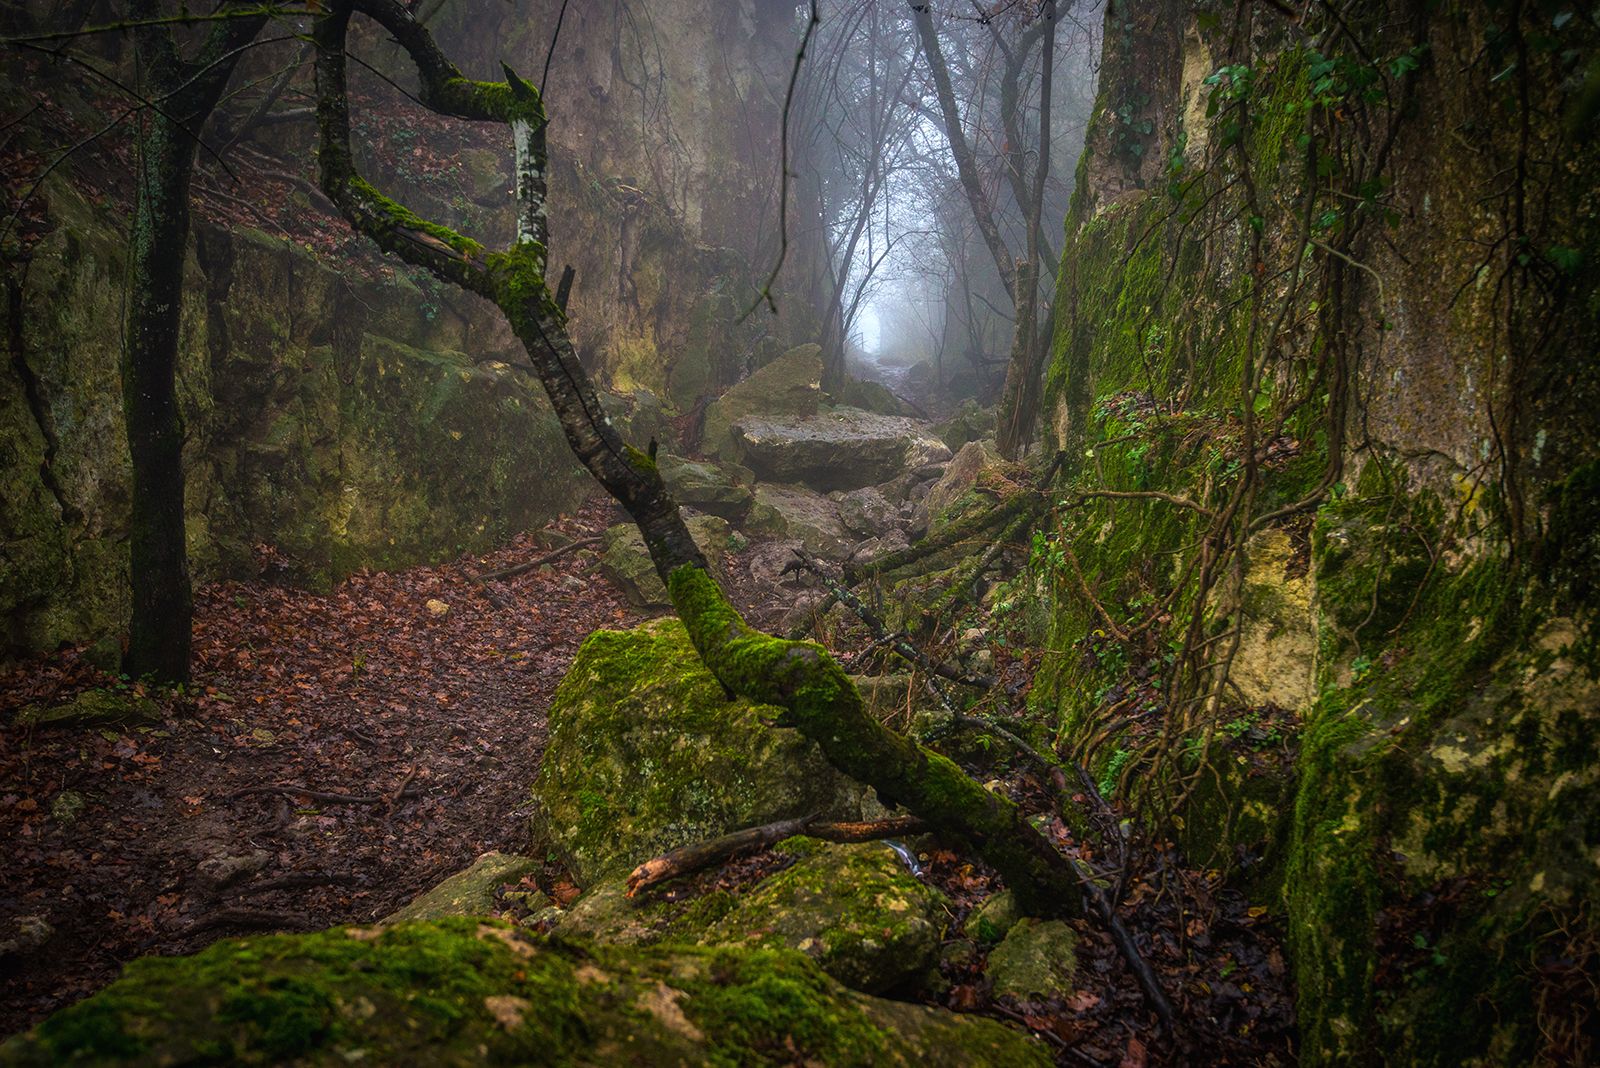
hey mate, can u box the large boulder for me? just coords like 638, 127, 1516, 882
657, 454, 756, 521
832, 486, 899, 538
702, 343, 824, 458
747, 483, 850, 559
532, 619, 862, 885
0, 919, 1050, 1066
599, 516, 730, 607
732, 408, 952, 492
556, 837, 946, 995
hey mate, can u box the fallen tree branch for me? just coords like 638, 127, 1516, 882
626, 813, 929, 897
472, 535, 601, 583
226, 783, 422, 807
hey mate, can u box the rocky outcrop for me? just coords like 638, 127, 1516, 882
701, 343, 825, 458
0, 182, 590, 659
0, 919, 1049, 1066
531, 619, 862, 886
732, 408, 951, 492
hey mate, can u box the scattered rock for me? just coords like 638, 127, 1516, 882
985, 918, 1079, 1001
848, 529, 911, 569
14, 690, 162, 730
0, 915, 52, 959
702, 343, 824, 458
0, 918, 1050, 1066
48, 790, 86, 826
745, 539, 807, 589
934, 400, 997, 452
532, 618, 862, 885
925, 440, 1026, 531
749, 484, 850, 559
196, 849, 271, 892
832, 486, 899, 537
658, 454, 756, 521
851, 674, 916, 719
966, 889, 1020, 944
424, 598, 451, 619
732, 408, 952, 491
383, 852, 541, 924
600, 516, 730, 606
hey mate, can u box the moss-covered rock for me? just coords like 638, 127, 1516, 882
13, 690, 162, 730
924, 441, 1023, 533
701, 839, 946, 994
383, 853, 541, 925
984, 919, 1078, 1002
532, 619, 863, 886
966, 890, 1020, 945
0, 918, 1049, 1066
557, 838, 946, 996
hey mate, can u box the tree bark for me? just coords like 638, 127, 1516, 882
311, 0, 1085, 919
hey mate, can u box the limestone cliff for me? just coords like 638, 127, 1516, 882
1038, 1, 1599, 1062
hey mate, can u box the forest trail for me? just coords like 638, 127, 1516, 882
0, 499, 645, 1032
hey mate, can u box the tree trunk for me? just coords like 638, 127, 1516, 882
121, 114, 198, 682
119, 5, 266, 683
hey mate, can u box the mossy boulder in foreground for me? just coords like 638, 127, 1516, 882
0, 918, 1049, 1066
532, 619, 863, 886
556, 837, 946, 995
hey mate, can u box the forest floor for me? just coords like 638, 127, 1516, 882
0, 496, 1295, 1064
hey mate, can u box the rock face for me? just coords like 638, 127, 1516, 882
532, 619, 862, 885
556, 837, 945, 996
702, 344, 825, 458
732, 408, 952, 492
599, 516, 730, 607
0, 183, 591, 660
0, 918, 1050, 1066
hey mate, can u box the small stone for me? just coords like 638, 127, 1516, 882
425, 598, 451, 618
967, 889, 1019, 944
0, 915, 53, 958
49, 790, 87, 825
197, 849, 271, 891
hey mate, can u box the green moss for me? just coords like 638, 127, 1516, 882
1, 921, 1047, 1066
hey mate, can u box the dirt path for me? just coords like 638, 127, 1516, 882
0, 498, 647, 1034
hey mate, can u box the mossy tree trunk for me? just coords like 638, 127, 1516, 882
120, 2, 264, 683
311, 0, 1085, 918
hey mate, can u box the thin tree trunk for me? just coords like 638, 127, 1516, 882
121, 3, 265, 683
122, 113, 197, 682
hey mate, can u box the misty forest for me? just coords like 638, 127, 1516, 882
0, 0, 1596, 1063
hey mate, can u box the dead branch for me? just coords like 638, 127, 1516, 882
626, 813, 929, 897
471, 536, 601, 583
